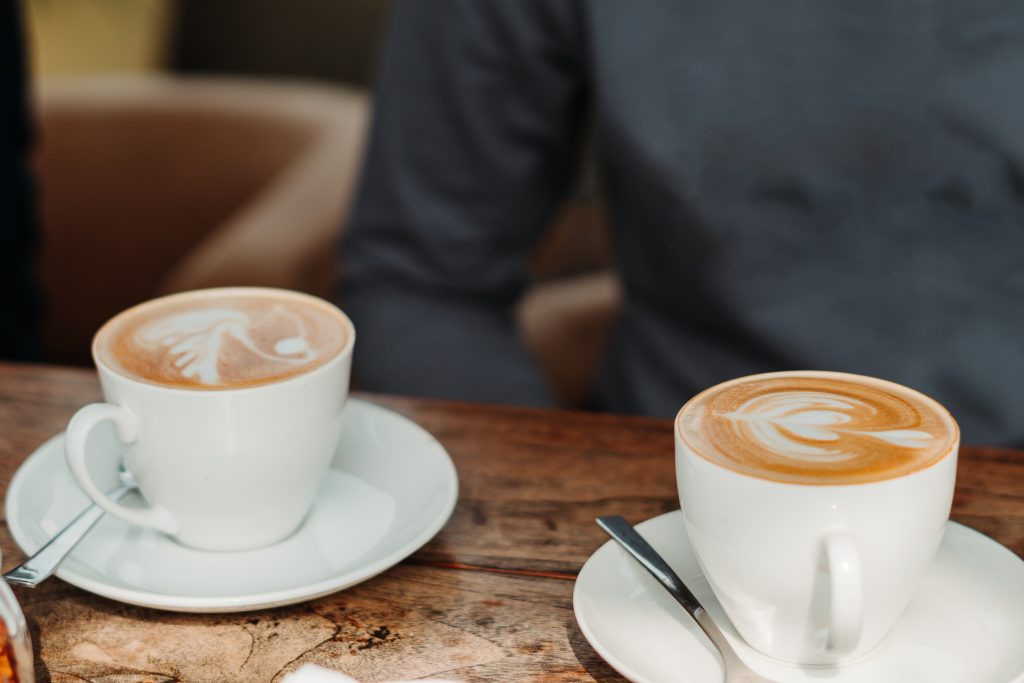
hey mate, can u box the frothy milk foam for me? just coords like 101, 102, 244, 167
678, 372, 957, 485
95, 289, 350, 389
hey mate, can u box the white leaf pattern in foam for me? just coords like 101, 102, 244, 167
722, 391, 934, 462
275, 336, 310, 356
138, 306, 318, 386
862, 429, 935, 448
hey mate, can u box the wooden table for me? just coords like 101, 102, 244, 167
0, 361, 1021, 683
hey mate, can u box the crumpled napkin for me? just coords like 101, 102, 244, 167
281, 664, 455, 683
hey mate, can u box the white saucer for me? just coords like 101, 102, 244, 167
574, 511, 1024, 683
5, 398, 458, 613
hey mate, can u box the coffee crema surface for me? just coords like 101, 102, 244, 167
678, 372, 957, 485
96, 290, 349, 389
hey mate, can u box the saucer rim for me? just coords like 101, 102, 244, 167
5, 398, 459, 613
573, 510, 1024, 683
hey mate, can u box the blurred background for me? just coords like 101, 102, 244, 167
30, 0, 389, 85
27, 0, 616, 408
27, 0, 382, 366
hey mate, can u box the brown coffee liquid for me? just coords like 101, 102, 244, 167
678, 372, 957, 485
95, 289, 350, 390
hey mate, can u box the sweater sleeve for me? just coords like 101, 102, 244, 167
338, 0, 588, 405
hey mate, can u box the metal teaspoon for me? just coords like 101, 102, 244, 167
595, 515, 779, 683
4, 463, 137, 587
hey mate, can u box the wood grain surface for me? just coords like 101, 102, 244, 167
0, 361, 1021, 682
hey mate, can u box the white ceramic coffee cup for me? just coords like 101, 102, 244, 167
65, 288, 355, 552
675, 371, 958, 665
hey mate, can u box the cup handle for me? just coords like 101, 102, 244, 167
824, 532, 863, 654
65, 403, 178, 536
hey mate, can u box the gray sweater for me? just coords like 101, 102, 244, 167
341, 0, 1024, 446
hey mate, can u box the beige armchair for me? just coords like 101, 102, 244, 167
35, 75, 369, 366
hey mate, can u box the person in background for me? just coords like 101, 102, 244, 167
0, 0, 40, 362
340, 1, 1024, 446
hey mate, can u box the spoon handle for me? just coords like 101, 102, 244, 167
596, 515, 773, 683
597, 515, 703, 611
4, 484, 133, 587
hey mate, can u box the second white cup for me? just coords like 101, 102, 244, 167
675, 371, 958, 664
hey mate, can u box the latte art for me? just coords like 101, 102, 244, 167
678, 373, 957, 485
96, 289, 350, 390
138, 306, 317, 386
723, 391, 934, 460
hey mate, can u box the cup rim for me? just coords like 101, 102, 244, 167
90, 286, 355, 395
674, 370, 961, 481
